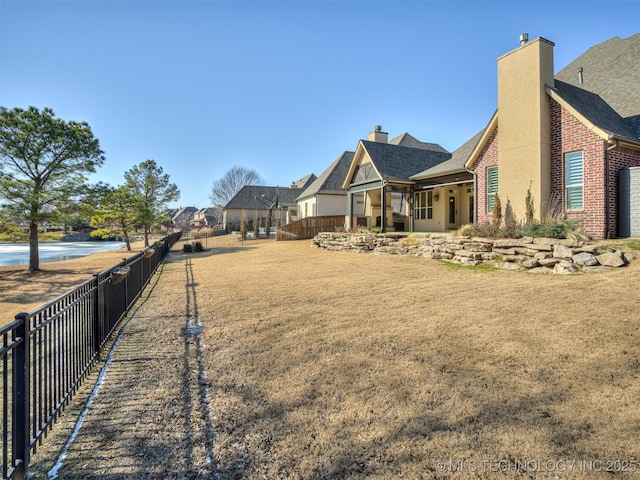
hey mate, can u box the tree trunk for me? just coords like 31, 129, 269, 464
29, 220, 40, 272
144, 227, 149, 248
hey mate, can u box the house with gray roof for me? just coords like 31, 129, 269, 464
223, 175, 316, 232
296, 151, 354, 219
341, 126, 451, 232
458, 33, 640, 239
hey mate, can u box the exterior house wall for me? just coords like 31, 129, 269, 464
298, 197, 317, 219
473, 129, 499, 224
316, 194, 347, 217
550, 100, 608, 238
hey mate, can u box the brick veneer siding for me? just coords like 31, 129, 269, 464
550, 99, 640, 238
473, 128, 499, 225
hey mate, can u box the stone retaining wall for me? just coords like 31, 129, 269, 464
311, 232, 635, 274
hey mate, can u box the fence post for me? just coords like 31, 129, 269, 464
123, 258, 129, 309
14, 312, 30, 480
93, 274, 101, 360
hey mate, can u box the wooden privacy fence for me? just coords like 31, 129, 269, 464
0, 233, 181, 480
276, 215, 345, 241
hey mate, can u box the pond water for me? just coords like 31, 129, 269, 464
0, 241, 125, 266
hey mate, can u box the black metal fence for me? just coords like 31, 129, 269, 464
0, 233, 181, 480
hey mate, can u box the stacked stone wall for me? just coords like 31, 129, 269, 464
311, 232, 634, 274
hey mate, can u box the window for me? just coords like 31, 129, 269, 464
565, 151, 583, 210
352, 163, 378, 184
414, 191, 433, 220
486, 166, 498, 213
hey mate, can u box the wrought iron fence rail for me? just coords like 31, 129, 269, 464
0, 233, 180, 479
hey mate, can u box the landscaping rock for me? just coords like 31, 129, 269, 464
494, 248, 517, 255
493, 262, 524, 271
538, 257, 562, 267
528, 266, 553, 274
311, 232, 633, 274
572, 252, 599, 266
463, 242, 493, 252
596, 251, 627, 267
553, 244, 574, 258
553, 260, 579, 275
502, 254, 527, 262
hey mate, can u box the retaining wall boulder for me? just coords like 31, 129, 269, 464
311, 232, 633, 275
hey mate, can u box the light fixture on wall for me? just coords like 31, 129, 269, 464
433, 193, 440, 202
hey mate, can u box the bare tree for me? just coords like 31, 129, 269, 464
210, 165, 265, 206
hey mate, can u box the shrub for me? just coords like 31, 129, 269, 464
493, 194, 503, 227
525, 183, 535, 224
253, 215, 261, 239
240, 210, 247, 240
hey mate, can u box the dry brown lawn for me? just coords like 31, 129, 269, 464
12, 235, 640, 479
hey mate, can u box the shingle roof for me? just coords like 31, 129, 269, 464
290, 173, 317, 189
360, 140, 451, 182
555, 33, 640, 119
550, 80, 638, 141
389, 133, 449, 153
297, 151, 354, 200
410, 130, 483, 180
224, 185, 304, 210
554, 33, 640, 141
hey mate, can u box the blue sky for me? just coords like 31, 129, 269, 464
1, 0, 638, 208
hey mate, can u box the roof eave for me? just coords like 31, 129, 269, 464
410, 167, 468, 181
545, 85, 625, 143
465, 112, 498, 170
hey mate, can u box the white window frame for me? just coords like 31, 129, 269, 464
414, 191, 433, 220
486, 166, 498, 213
565, 151, 584, 210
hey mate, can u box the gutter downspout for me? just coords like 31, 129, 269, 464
466, 168, 478, 224
605, 140, 618, 239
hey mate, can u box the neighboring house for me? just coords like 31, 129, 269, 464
223, 174, 317, 231
166, 206, 198, 233
190, 207, 219, 229
461, 33, 640, 239
342, 126, 451, 232
297, 151, 354, 220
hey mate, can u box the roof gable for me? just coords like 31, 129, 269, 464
389, 133, 449, 153
358, 140, 451, 183
297, 151, 354, 201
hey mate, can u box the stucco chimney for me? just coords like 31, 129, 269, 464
368, 125, 388, 143
497, 36, 555, 220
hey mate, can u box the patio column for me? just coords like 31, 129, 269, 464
380, 184, 386, 233
346, 190, 353, 230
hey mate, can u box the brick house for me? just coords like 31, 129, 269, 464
463, 33, 640, 239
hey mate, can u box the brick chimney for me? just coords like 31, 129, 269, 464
497, 35, 555, 219
368, 125, 388, 143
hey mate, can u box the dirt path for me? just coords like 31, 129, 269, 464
30, 252, 216, 479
